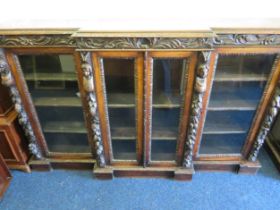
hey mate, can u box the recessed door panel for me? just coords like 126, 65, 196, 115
198, 54, 277, 156
17, 54, 91, 154
92, 52, 144, 164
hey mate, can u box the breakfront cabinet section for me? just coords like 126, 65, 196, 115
1, 30, 280, 179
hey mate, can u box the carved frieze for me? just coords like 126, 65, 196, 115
183, 51, 211, 168
0, 35, 76, 47
214, 34, 280, 46
80, 52, 106, 168
248, 87, 280, 161
0, 33, 280, 48
76, 37, 213, 49
0, 49, 42, 159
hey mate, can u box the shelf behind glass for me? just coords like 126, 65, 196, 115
203, 110, 254, 134
45, 133, 91, 153
106, 93, 181, 108
208, 81, 266, 111
151, 140, 177, 161
199, 133, 246, 155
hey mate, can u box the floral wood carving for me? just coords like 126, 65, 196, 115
0, 35, 76, 47
76, 37, 213, 49
248, 86, 280, 161
183, 51, 211, 168
80, 52, 106, 167
214, 34, 280, 46
0, 49, 42, 159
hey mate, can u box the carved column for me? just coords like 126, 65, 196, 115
0, 49, 42, 159
183, 52, 211, 168
80, 52, 106, 168
248, 86, 280, 161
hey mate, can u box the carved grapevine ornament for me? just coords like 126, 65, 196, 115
248, 87, 280, 161
183, 51, 211, 168
0, 49, 42, 159
80, 52, 106, 168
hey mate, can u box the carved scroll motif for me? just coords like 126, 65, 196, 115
80, 52, 105, 168
0, 35, 76, 47
0, 49, 42, 159
214, 34, 280, 46
183, 52, 211, 168
77, 37, 213, 49
248, 87, 280, 161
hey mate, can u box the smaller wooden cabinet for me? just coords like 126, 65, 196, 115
0, 82, 30, 172
0, 154, 11, 199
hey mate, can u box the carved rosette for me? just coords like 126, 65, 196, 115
80, 52, 105, 168
183, 52, 211, 168
0, 35, 76, 47
0, 49, 42, 159
214, 34, 280, 46
77, 37, 213, 49
248, 87, 280, 161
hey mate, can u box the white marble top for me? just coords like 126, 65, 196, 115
0, 0, 280, 32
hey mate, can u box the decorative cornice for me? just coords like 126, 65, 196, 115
214, 34, 280, 46
0, 33, 280, 48
80, 51, 106, 168
0, 49, 42, 159
248, 86, 280, 161
183, 51, 211, 168
76, 37, 213, 49
0, 35, 76, 47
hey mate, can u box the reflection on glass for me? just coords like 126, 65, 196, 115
199, 54, 276, 155
103, 58, 136, 160
19, 55, 90, 153
151, 59, 187, 161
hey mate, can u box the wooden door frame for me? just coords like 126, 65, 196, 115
193, 47, 280, 161
91, 51, 144, 166
5, 48, 93, 160
144, 51, 197, 167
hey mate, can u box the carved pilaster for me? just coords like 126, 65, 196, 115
80, 52, 105, 168
248, 87, 280, 161
0, 49, 42, 159
183, 52, 211, 168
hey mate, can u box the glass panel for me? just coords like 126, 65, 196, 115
151, 140, 177, 161
199, 54, 276, 155
103, 58, 136, 160
151, 58, 188, 161
18, 55, 90, 153
199, 134, 247, 154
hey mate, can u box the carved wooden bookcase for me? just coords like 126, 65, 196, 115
0, 29, 280, 179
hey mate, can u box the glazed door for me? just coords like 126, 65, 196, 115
195, 49, 280, 160
92, 51, 197, 167
145, 52, 197, 166
6, 49, 92, 157
92, 52, 144, 165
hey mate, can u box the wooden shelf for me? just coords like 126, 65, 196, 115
107, 93, 181, 108
25, 72, 77, 81
33, 97, 82, 107
208, 83, 264, 111
153, 93, 181, 108
110, 127, 177, 140
214, 73, 268, 82
203, 110, 254, 135
208, 98, 258, 111
42, 121, 87, 133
